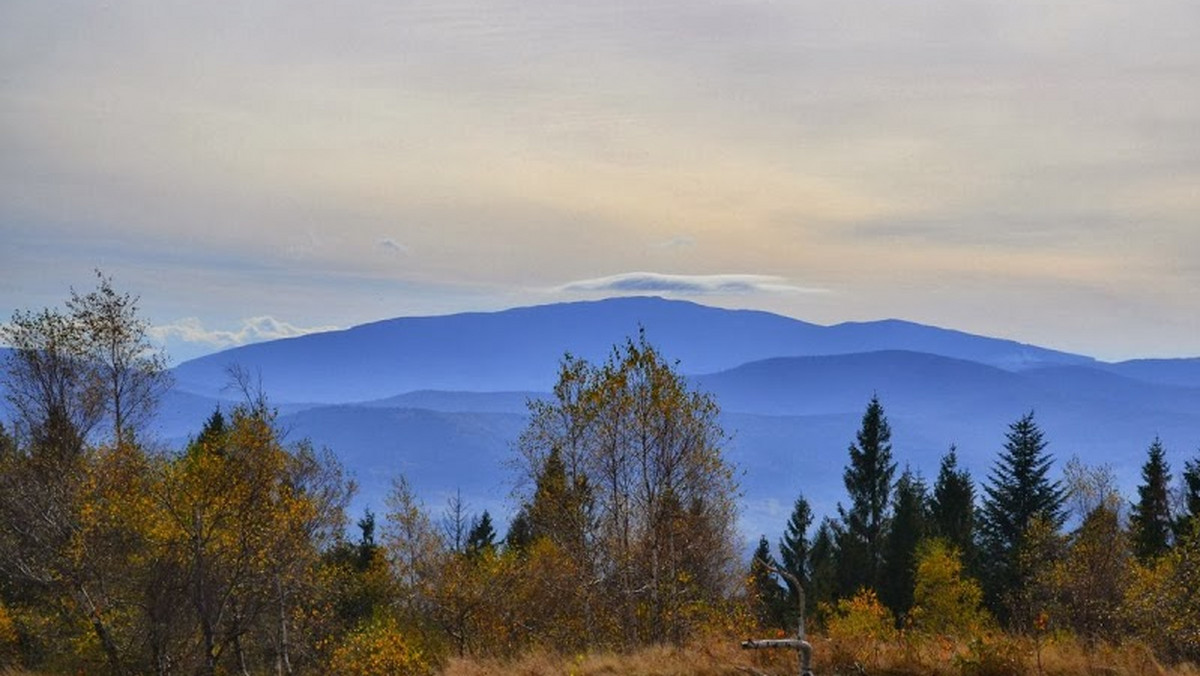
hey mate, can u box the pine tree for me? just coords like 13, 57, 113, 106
466, 511, 497, 555
778, 495, 812, 614
504, 507, 533, 553
356, 508, 379, 570
808, 518, 838, 615
881, 468, 927, 619
1129, 438, 1173, 561
979, 411, 1065, 625
1177, 456, 1200, 539
836, 395, 896, 597
750, 536, 787, 629
929, 446, 976, 561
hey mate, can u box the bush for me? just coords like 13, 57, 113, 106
825, 588, 896, 670
328, 617, 435, 676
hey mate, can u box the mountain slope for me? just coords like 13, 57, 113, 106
259, 350, 1200, 541
170, 297, 1092, 403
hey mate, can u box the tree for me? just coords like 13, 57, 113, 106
1054, 502, 1130, 642
749, 536, 787, 629
1125, 525, 1200, 662
513, 331, 739, 646
1176, 455, 1200, 539
880, 468, 927, 619
778, 494, 812, 622
835, 395, 896, 597
910, 539, 990, 637
2, 305, 100, 458
979, 411, 1065, 626
442, 490, 470, 553
807, 519, 838, 617
1131, 438, 1173, 561
1, 272, 169, 452
503, 508, 534, 553
149, 405, 351, 675
0, 275, 167, 675
929, 446, 976, 563
65, 270, 170, 446
466, 511, 497, 556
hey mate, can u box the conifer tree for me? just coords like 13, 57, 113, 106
881, 468, 927, 619
979, 411, 1065, 625
504, 508, 533, 552
1129, 438, 1173, 561
466, 511, 497, 555
929, 446, 976, 562
808, 519, 838, 615
750, 536, 787, 629
1177, 456, 1200, 539
835, 395, 896, 597
778, 495, 812, 611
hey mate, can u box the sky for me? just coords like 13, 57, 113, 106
2, 0, 1198, 364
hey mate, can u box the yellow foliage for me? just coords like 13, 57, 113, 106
910, 539, 992, 637
328, 617, 434, 676
0, 601, 17, 660
824, 588, 896, 670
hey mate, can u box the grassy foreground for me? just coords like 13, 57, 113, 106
438, 633, 1198, 676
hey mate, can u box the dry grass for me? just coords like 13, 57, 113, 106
438, 634, 1199, 676
440, 640, 796, 676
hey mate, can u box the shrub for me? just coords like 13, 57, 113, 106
328, 617, 435, 676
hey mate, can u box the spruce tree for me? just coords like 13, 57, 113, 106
466, 510, 497, 555
836, 395, 896, 596
356, 508, 378, 569
504, 508, 533, 552
807, 518, 838, 614
750, 536, 787, 629
881, 468, 927, 619
1129, 438, 1172, 561
979, 411, 1065, 625
778, 495, 812, 600
1177, 456, 1200, 539
929, 445, 976, 559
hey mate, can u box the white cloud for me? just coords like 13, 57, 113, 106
560, 272, 826, 296
149, 316, 341, 350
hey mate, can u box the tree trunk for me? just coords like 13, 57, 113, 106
275, 574, 293, 676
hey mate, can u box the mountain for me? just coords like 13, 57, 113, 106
210, 351, 1200, 541
1101, 358, 1200, 389
7, 298, 1200, 543
170, 297, 1093, 403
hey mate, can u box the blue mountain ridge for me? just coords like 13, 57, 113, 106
6, 300, 1200, 543
168, 296, 1095, 403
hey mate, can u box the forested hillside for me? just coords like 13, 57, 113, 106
3, 279, 1200, 676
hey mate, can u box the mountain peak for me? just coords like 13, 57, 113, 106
170, 297, 1093, 403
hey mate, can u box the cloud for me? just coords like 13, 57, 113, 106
560, 272, 826, 296
378, 238, 409, 254
654, 235, 697, 250
149, 316, 341, 350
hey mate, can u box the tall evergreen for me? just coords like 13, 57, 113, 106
1129, 438, 1173, 561
750, 536, 787, 629
835, 395, 896, 596
979, 411, 1065, 625
807, 518, 838, 614
881, 468, 927, 619
778, 495, 813, 603
929, 445, 976, 561
466, 510, 497, 555
1177, 456, 1200, 539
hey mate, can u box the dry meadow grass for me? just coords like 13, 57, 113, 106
439, 634, 1199, 676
